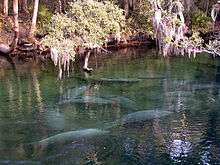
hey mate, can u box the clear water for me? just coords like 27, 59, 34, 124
0, 48, 220, 165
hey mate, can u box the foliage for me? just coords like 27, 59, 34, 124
191, 9, 211, 33
0, 15, 13, 33
188, 32, 204, 47
126, 1, 154, 36
41, 0, 125, 59
37, 4, 53, 35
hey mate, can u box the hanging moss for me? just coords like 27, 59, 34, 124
42, 0, 125, 57
41, 0, 125, 78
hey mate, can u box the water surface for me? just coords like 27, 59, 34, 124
0, 48, 220, 165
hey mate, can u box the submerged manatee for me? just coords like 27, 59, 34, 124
99, 78, 141, 83
0, 160, 41, 165
37, 129, 108, 146
59, 85, 88, 104
138, 76, 166, 80
192, 83, 220, 91
108, 96, 139, 110
60, 94, 139, 109
102, 110, 173, 129
59, 96, 115, 105
121, 110, 172, 125
86, 77, 141, 84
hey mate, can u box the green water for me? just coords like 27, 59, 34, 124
0, 48, 220, 165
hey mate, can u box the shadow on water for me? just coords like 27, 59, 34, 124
0, 49, 220, 164
0, 55, 16, 70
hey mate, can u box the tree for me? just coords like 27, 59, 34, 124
21, 0, 28, 13
29, 0, 39, 39
56, 0, 68, 13
3, 0, 8, 16
120, 0, 136, 18
42, 0, 125, 78
0, 0, 19, 54
13, 0, 19, 48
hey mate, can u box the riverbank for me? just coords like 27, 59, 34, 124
0, 12, 155, 71
0, 0, 219, 73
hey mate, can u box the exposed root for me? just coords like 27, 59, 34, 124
83, 51, 93, 72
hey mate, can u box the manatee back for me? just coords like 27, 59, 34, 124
121, 110, 172, 125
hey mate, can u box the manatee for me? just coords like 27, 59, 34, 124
108, 96, 139, 110
59, 96, 115, 105
102, 110, 173, 129
99, 78, 141, 83
0, 160, 41, 165
138, 76, 166, 80
69, 85, 88, 97
121, 110, 172, 125
0, 120, 38, 126
60, 94, 139, 109
59, 85, 88, 101
165, 91, 192, 97
37, 129, 109, 146
85, 77, 141, 84
192, 84, 220, 91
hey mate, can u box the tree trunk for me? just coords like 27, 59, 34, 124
0, 0, 19, 54
21, 0, 28, 13
83, 51, 93, 72
29, 0, 39, 39
124, 0, 129, 18
57, 0, 62, 13
183, 0, 194, 25
122, 0, 136, 18
13, 0, 19, 48
61, 0, 67, 13
3, 0, 8, 16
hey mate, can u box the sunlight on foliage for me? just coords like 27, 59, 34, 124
42, 0, 125, 58
41, 0, 125, 78
127, 0, 154, 36
37, 4, 53, 35
191, 9, 211, 33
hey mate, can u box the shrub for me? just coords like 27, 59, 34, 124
191, 9, 211, 33
126, 1, 154, 37
37, 4, 53, 35
41, 0, 126, 61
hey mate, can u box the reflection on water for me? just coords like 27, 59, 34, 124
0, 49, 220, 164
